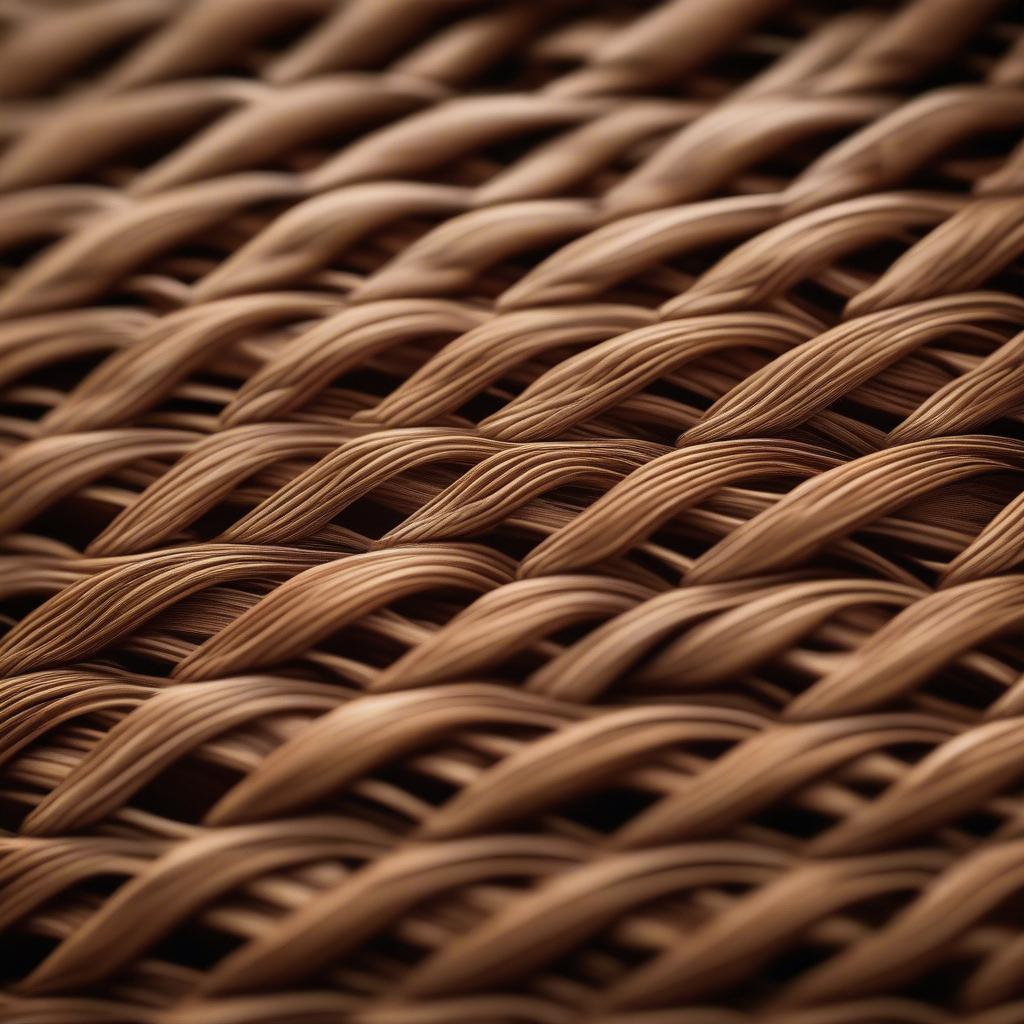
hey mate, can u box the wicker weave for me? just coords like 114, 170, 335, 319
3, 0, 1024, 1021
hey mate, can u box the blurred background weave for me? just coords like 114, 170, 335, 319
3, 1, 1024, 1021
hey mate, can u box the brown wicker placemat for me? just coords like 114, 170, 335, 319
3, 1, 1024, 1021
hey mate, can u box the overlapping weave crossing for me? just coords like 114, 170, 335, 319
3, 1, 1024, 1022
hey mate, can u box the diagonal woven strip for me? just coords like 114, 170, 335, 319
3, 0, 1024, 1022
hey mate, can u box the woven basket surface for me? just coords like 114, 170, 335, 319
3, 1, 1024, 1021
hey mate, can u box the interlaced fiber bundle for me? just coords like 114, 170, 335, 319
4, 0, 1024, 1021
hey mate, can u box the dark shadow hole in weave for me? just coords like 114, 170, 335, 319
991, 265, 1024, 306
973, 15, 1023, 63
333, 497, 416, 544
342, 227, 437, 279
978, 886, 1024, 932
849, 237, 923, 281
921, 661, 1017, 716
546, 934, 649, 992
833, 394, 906, 438
680, 738, 739, 764
560, 787, 659, 836
0, 931, 57, 985
246, 12, 350, 66
328, 789, 420, 836
0, 792, 36, 835
952, 128, 1024, 169
16, 351, 110, 398
915, 131, 1024, 194
837, 770, 892, 803
28, 30, 153, 99
165, 505, 244, 546
0, 237, 64, 281
463, 128, 580, 186
335, 360, 441, 406
450, 348, 602, 422
954, 808, 1004, 842
152, 394, 229, 428
711, 4, 823, 69
752, 801, 838, 842
644, 373, 722, 422
317, 588, 518, 664
789, 276, 851, 324
344, 929, 425, 983
926, 326, 1018, 366
2, 872, 147, 981
370, 765, 660, 838
105, 133, 218, 185
616, 526, 704, 576
699, 43, 781, 96
393, 593, 475, 629
759, 886, 922, 987
740, 947, 833, 1005
905, 963, 980, 1006
473, 48, 553, 96
524, 3, 665, 88
327, 624, 411, 677
545, 615, 619, 652
751, 129, 863, 188
600, 541, 685, 588
150, 920, 243, 975
0, 593, 47, 637
15, 495, 142, 553
0, 394, 50, 431
353, 764, 464, 829
988, 637, 1024, 677
131, 757, 241, 826
848, 528, 944, 587
87, 647, 174, 682
455, 387, 516, 425
608, 274, 690, 311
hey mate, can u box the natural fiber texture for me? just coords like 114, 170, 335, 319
3, 1, 1024, 1021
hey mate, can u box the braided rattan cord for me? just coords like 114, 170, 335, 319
3, 1, 1024, 1021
